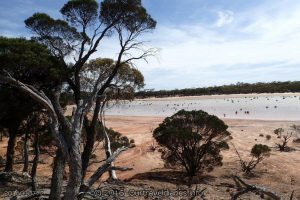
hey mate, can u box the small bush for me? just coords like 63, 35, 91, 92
266, 135, 271, 140
103, 128, 135, 151
275, 131, 293, 152
235, 144, 271, 174
274, 128, 284, 136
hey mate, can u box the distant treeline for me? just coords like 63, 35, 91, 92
135, 81, 300, 98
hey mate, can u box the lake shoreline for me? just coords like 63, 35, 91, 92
134, 92, 300, 101
106, 115, 300, 123
105, 93, 300, 121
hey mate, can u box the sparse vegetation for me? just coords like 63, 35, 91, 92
275, 130, 293, 152
105, 128, 135, 151
0, 0, 299, 199
234, 144, 271, 175
274, 128, 284, 136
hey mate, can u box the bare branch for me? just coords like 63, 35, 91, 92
82, 146, 128, 189
109, 166, 133, 171
232, 176, 282, 200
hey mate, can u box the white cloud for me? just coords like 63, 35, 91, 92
214, 10, 234, 27
139, 1, 300, 89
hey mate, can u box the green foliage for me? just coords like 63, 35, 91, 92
100, 0, 156, 31
25, 0, 156, 61
251, 144, 271, 158
25, 13, 82, 57
60, 0, 98, 28
107, 128, 133, 151
136, 81, 300, 98
82, 58, 144, 101
0, 37, 64, 87
97, 127, 135, 152
153, 109, 231, 177
236, 144, 271, 174
274, 128, 284, 136
0, 37, 61, 150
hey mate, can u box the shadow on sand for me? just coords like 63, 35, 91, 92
127, 170, 216, 185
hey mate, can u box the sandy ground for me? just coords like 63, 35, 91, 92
80, 116, 300, 199
0, 115, 300, 199
104, 116, 300, 198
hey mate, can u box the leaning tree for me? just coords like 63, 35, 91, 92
153, 109, 231, 180
0, 0, 156, 199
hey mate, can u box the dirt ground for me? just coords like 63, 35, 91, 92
0, 116, 299, 199
105, 116, 300, 197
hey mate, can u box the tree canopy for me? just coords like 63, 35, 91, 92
153, 109, 231, 177
0, 37, 63, 88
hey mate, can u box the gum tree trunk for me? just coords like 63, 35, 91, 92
65, 107, 84, 200
31, 132, 39, 191
4, 128, 17, 172
81, 97, 102, 180
81, 116, 95, 180
49, 149, 65, 200
22, 131, 29, 173
64, 132, 82, 199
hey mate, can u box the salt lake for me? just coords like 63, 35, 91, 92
105, 93, 300, 121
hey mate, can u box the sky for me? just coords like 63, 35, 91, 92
1, 0, 300, 90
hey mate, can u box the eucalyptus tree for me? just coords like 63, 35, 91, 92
80, 57, 144, 179
0, 37, 61, 172
0, 0, 156, 199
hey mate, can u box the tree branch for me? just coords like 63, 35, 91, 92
232, 176, 282, 200
0, 74, 69, 155
81, 146, 128, 189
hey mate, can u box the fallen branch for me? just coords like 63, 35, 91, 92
78, 146, 130, 199
231, 176, 281, 200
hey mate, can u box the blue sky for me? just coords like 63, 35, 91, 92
1, 0, 300, 90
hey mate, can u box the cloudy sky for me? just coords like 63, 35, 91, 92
1, 0, 300, 90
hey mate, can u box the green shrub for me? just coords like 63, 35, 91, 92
153, 109, 231, 177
